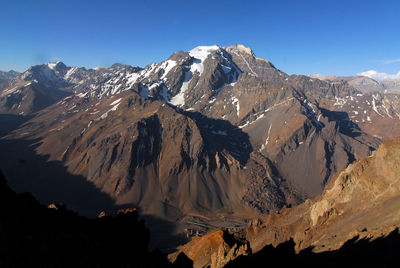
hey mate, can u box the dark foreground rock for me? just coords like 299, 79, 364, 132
0, 170, 188, 267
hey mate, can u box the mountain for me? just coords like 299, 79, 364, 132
172, 136, 400, 267
0, 70, 19, 84
382, 79, 400, 92
0, 62, 72, 114
244, 136, 400, 253
0, 45, 399, 241
311, 73, 400, 93
0, 61, 143, 115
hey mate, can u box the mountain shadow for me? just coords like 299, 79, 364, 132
0, 137, 195, 253
141, 213, 189, 254
0, 138, 122, 217
320, 108, 363, 138
226, 228, 400, 268
0, 170, 184, 267
0, 114, 33, 137
182, 109, 253, 167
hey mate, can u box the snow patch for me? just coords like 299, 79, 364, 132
334, 96, 346, 106
232, 96, 240, 117
302, 99, 322, 127
170, 71, 192, 106
64, 67, 77, 80
382, 101, 393, 118
76, 92, 88, 98
372, 95, 384, 117
110, 103, 120, 111
189, 45, 219, 75
160, 60, 177, 79
127, 72, 141, 86
110, 98, 121, 106
47, 62, 59, 70
260, 124, 272, 151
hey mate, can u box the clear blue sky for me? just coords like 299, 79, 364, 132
1, 0, 399, 76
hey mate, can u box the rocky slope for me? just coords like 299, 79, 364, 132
173, 136, 400, 267
243, 136, 400, 254
0, 44, 398, 227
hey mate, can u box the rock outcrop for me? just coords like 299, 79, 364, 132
173, 136, 400, 267
245, 136, 400, 253
170, 229, 250, 268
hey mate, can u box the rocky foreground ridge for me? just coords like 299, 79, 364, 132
172, 136, 400, 267
0, 170, 194, 267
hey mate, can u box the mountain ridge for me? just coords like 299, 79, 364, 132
0, 44, 399, 241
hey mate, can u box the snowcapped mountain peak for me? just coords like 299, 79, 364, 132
47, 61, 62, 70
19, 61, 69, 84
189, 45, 220, 57
188, 45, 220, 72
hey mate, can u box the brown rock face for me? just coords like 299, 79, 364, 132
244, 136, 400, 254
17, 91, 255, 219
173, 136, 400, 266
224, 45, 288, 84
170, 229, 250, 268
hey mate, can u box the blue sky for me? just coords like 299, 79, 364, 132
0, 0, 399, 77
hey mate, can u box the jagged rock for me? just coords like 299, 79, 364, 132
210, 239, 250, 268
48, 203, 59, 210
117, 207, 137, 215
98, 211, 106, 218
170, 229, 250, 268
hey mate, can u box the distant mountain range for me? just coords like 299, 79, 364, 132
310, 73, 400, 93
0, 70, 19, 84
